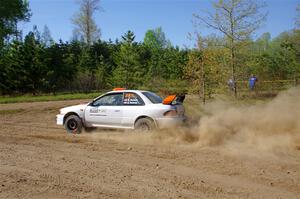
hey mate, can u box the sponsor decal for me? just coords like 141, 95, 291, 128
90, 108, 98, 113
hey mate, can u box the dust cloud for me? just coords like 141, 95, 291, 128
192, 87, 300, 152
152, 87, 300, 152
92, 87, 300, 153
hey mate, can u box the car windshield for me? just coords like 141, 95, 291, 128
142, 92, 163, 104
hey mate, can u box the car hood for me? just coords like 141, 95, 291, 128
60, 104, 88, 115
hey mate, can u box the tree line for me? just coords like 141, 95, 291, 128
0, 0, 299, 98
0, 27, 188, 94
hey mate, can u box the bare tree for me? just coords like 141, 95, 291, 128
72, 0, 101, 46
41, 25, 53, 47
193, 0, 267, 97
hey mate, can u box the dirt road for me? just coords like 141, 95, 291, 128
0, 100, 300, 198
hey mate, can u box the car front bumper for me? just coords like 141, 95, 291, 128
155, 116, 186, 129
56, 114, 64, 125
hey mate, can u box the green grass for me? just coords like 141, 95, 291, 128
0, 91, 273, 105
0, 92, 101, 104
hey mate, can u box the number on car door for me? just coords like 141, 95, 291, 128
121, 92, 145, 127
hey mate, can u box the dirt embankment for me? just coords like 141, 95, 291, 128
0, 91, 300, 198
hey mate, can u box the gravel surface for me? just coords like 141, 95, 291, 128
0, 100, 299, 198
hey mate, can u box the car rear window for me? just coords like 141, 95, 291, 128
142, 92, 163, 104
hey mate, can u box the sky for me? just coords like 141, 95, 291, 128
20, 0, 299, 48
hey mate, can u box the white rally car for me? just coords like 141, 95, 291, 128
56, 89, 186, 133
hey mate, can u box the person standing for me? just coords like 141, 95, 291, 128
249, 75, 258, 90
227, 78, 236, 92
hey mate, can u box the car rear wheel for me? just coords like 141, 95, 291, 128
64, 115, 82, 134
135, 118, 155, 131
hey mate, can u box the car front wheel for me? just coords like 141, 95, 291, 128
64, 115, 82, 134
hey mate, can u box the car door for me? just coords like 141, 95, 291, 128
85, 93, 124, 126
121, 92, 145, 127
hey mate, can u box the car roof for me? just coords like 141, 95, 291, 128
105, 90, 155, 104
107, 90, 148, 93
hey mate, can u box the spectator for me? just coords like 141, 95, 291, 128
249, 75, 258, 90
227, 78, 235, 92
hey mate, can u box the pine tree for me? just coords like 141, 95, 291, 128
112, 31, 144, 88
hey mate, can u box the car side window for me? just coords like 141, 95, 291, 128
92, 93, 123, 106
123, 92, 144, 106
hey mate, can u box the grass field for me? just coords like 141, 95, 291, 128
0, 92, 102, 104
0, 89, 275, 105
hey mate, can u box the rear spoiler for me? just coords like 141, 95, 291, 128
162, 94, 185, 105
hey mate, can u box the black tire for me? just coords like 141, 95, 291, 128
64, 115, 82, 134
134, 118, 155, 131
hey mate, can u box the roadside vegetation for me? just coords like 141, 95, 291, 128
0, 0, 299, 103
0, 92, 100, 104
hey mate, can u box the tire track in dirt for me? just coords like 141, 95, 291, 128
1, 97, 300, 198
